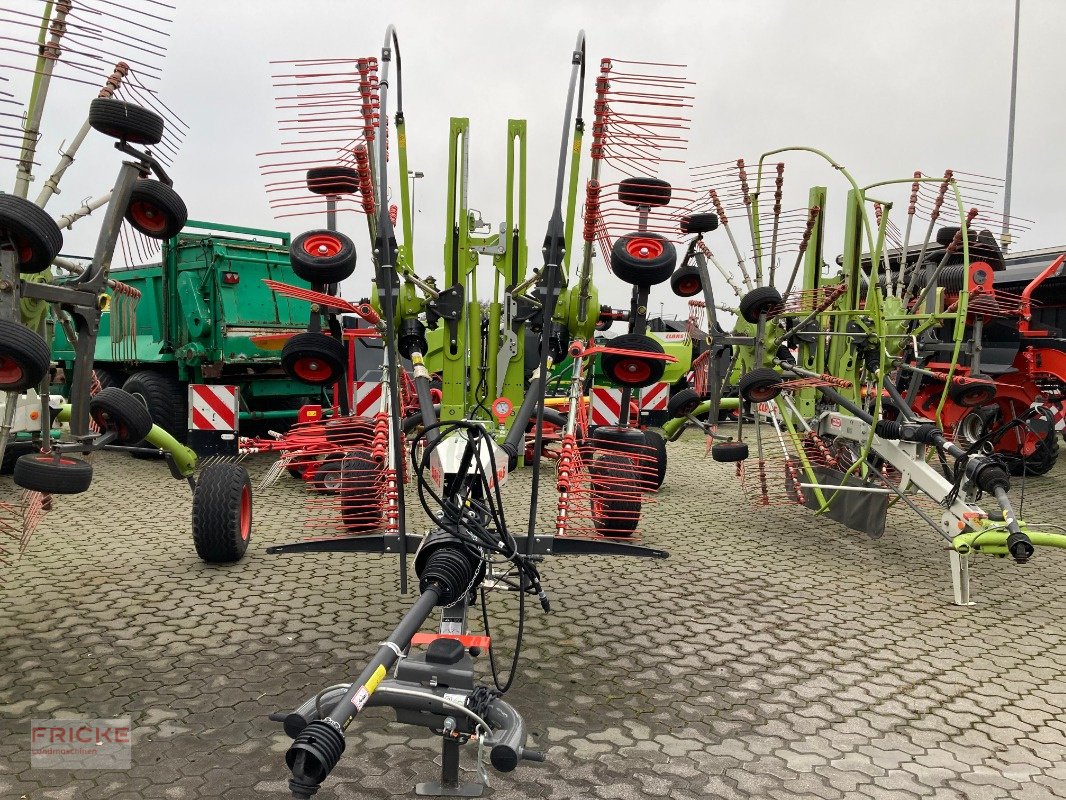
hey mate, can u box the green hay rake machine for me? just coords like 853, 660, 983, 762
662, 149, 1066, 603
0, 1, 254, 566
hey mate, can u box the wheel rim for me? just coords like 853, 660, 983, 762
303, 233, 343, 260
293, 357, 333, 382
239, 484, 251, 541
678, 276, 700, 295
0, 354, 25, 386
748, 383, 779, 402
92, 410, 128, 440
624, 237, 664, 260
957, 412, 987, 448
31, 455, 79, 467
129, 200, 169, 234
613, 358, 652, 384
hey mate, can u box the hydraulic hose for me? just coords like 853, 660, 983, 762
501, 371, 545, 458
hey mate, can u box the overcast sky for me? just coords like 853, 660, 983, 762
8, 0, 1064, 320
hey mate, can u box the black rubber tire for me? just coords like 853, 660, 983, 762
643, 429, 667, 489
1, 441, 37, 475
123, 370, 187, 444
670, 263, 703, 298
88, 98, 164, 145
681, 213, 719, 235
1007, 432, 1059, 477
617, 177, 672, 208
591, 425, 646, 455
667, 387, 701, 419
600, 334, 666, 389
0, 319, 51, 392
92, 367, 122, 390
972, 229, 1005, 272
711, 441, 749, 463
290, 230, 357, 284
739, 286, 784, 323
610, 232, 677, 286
191, 463, 252, 563
323, 417, 375, 445
738, 368, 784, 403
89, 387, 154, 445
312, 457, 345, 493
590, 453, 641, 536
947, 379, 996, 409
306, 166, 360, 196
339, 447, 381, 533
281, 332, 347, 386
0, 193, 63, 274
13, 453, 93, 494
936, 226, 961, 248
125, 180, 187, 240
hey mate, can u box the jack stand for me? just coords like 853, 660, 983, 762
949, 549, 975, 606
416, 737, 483, 797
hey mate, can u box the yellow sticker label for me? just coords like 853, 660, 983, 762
366, 664, 387, 694
411, 353, 424, 366
398, 133, 407, 148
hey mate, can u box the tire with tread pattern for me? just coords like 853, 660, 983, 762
738, 368, 784, 403
590, 453, 641, 536
281, 333, 347, 386
89, 387, 154, 444
644, 429, 667, 489
93, 367, 122, 390
712, 441, 749, 463
123, 371, 187, 444
0, 193, 63, 274
192, 463, 252, 563
610, 233, 676, 286
1, 441, 36, 475
88, 98, 164, 145
339, 447, 381, 533
947, 379, 996, 408
601, 334, 667, 388
125, 180, 188, 240
290, 230, 357, 284
680, 213, 719, 235
739, 286, 784, 323
617, 177, 672, 208
306, 166, 360, 196
670, 263, 702, 298
13, 453, 93, 494
0, 319, 51, 392
668, 387, 701, 419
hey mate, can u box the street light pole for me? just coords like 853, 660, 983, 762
1002, 0, 1021, 249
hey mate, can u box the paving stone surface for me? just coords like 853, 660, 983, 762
2, 434, 1066, 799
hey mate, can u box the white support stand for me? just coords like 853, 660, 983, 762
950, 549, 976, 606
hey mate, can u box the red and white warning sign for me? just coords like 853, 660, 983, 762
354, 381, 384, 417
640, 382, 669, 412
590, 386, 623, 426
188, 385, 238, 431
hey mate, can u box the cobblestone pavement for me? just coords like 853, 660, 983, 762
2, 434, 1066, 800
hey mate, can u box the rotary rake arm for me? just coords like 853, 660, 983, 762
676, 144, 1066, 603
